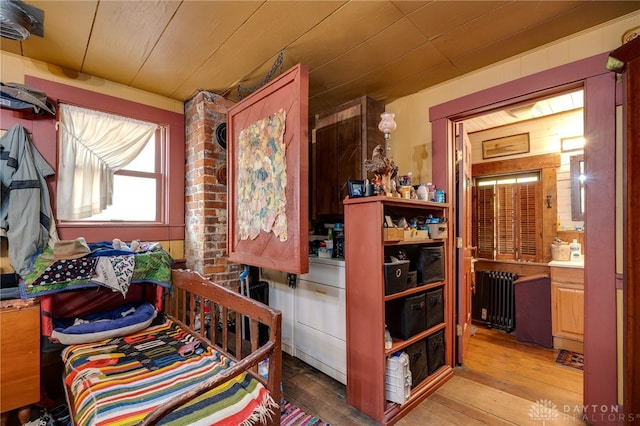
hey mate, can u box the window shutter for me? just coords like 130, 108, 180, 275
476, 186, 494, 258
496, 184, 515, 259
518, 181, 539, 260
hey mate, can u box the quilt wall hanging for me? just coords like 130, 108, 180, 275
227, 63, 309, 275
237, 109, 287, 242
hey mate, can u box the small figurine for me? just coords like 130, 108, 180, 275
364, 145, 398, 196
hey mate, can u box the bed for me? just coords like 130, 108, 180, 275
45, 268, 282, 426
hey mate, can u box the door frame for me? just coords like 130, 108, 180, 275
455, 123, 473, 364
429, 52, 618, 423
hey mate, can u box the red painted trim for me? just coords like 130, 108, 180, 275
430, 53, 609, 121
430, 53, 620, 423
583, 72, 618, 422
5, 76, 186, 243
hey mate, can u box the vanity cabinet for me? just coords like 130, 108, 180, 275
344, 196, 453, 425
550, 265, 584, 352
313, 96, 384, 219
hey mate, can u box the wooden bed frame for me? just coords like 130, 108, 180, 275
63, 269, 282, 426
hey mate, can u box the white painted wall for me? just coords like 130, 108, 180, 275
468, 109, 585, 230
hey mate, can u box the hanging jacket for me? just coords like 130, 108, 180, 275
0, 124, 58, 277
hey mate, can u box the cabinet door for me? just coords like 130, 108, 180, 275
0, 305, 40, 411
262, 269, 296, 355
315, 116, 362, 216
295, 279, 346, 383
552, 282, 584, 341
315, 124, 339, 216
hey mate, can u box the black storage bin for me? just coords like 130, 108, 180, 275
405, 339, 428, 388
384, 259, 410, 295
426, 330, 445, 375
425, 287, 444, 329
386, 292, 426, 340
416, 245, 445, 285
406, 271, 417, 288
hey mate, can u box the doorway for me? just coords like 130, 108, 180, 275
454, 89, 585, 409
429, 52, 618, 419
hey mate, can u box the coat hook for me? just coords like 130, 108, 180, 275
546, 195, 552, 208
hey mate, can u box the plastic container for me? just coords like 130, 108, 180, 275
385, 327, 393, 350
427, 183, 435, 202
569, 239, 582, 261
417, 184, 427, 200
385, 352, 411, 404
401, 186, 411, 199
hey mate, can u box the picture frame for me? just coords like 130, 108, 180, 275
347, 179, 365, 198
482, 133, 530, 159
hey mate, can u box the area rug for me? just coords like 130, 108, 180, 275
281, 399, 331, 426
555, 349, 584, 370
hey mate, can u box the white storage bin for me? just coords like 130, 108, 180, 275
385, 352, 411, 404
427, 223, 448, 239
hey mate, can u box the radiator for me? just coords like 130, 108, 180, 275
472, 270, 517, 332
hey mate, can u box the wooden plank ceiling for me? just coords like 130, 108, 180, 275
1, 1, 638, 116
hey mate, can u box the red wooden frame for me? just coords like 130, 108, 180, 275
226, 64, 309, 274
430, 53, 618, 422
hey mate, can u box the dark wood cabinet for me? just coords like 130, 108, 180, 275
313, 96, 384, 219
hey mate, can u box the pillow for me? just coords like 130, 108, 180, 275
51, 303, 157, 345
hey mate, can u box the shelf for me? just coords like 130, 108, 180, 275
345, 196, 452, 425
384, 238, 445, 246
383, 364, 454, 421
385, 323, 446, 356
384, 281, 444, 302
344, 195, 449, 209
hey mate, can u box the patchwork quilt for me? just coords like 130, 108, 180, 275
62, 316, 277, 426
20, 246, 173, 298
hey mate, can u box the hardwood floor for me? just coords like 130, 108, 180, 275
282, 326, 584, 425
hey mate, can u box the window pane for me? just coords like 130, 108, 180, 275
80, 175, 156, 221
125, 133, 156, 173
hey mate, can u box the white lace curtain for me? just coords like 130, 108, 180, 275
56, 104, 158, 220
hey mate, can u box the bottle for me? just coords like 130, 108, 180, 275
417, 183, 427, 200
427, 183, 436, 202
569, 239, 582, 261
385, 326, 392, 350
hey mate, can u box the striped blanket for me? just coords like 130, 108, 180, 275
62, 317, 277, 426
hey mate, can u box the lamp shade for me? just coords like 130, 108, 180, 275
378, 112, 397, 135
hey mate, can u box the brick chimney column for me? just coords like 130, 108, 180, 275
184, 92, 242, 287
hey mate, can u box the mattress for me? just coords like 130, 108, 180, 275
62, 315, 277, 426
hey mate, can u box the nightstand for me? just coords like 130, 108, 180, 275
0, 302, 40, 425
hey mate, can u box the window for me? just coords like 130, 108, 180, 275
570, 154, 585, 221
57, 104, 164, 222
475, 173, 541, 261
